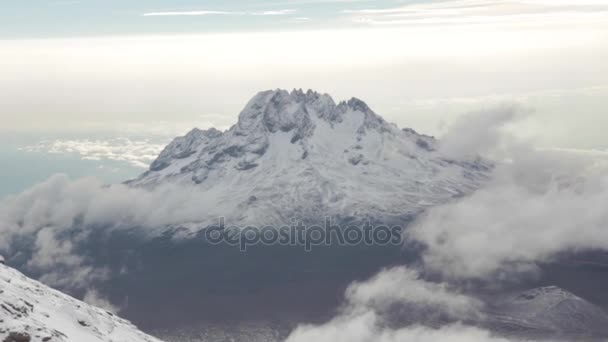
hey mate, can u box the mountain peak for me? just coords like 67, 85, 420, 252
513, 286, 578, 303
490, 286, 608, 337
236, 89, 389, 137
130, 89, 490, 227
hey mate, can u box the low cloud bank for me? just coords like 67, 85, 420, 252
287, 313, 513, 342
22, 138, 166, 168
408, 105, 608, 279
0, 174, 227, 288
286, 267, 513, 342
345, 267, 481, 318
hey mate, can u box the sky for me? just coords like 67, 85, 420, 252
1, 0, 608, 195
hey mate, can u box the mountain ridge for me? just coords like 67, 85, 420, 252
485, 285, 608, 339
128, 89, 491, 228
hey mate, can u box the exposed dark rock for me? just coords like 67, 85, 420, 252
3, 332, 30, 342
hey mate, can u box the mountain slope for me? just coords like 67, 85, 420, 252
487, 286, 608, 339
130, 89, 491, 227
0, 264, 163, 342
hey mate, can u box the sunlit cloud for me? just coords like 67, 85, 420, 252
344, 0, 608, 27
406, 105, 608, 279
2, 3, 607, 144
53, 0, 80, 5
252, 9, 297, 16
524, 0, 608, 5
142, 10, 239, 16
142, 9, 297, 17
22, 138, 167, 168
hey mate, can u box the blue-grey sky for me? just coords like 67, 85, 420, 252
1, 0, 411, 38
1, 0, 608, 195
3, 0, 607, 38
2, 0, 607, 138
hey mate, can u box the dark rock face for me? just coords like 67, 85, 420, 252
3, 332, 30, 342
149, 128, 223, 172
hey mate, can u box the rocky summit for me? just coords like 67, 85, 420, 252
129, 89, 491, 228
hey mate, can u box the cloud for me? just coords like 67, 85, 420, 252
252, 9, 297, 16
268, 0, 366, 4
142, 11, 237, 17
23, 225, 109, 288
0, 174, 226, 288
344, 0, 608, 27
26, 227, 85, 270
83, 288, 119, 314
407, 105, 608, 279
142, 9, 297, 17
286, 267, 514, 342
287, 313, 516, 342
3, 22, 606, 137
0, 174, 232, 244
543, 147, 608, 157
437, 103, 527, 160
345, 267, 482, 318
22, 138, 167, 168
53, 0, 80, 5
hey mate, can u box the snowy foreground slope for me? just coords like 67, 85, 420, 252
0, 264, 163, 342
130, 89, 490, 227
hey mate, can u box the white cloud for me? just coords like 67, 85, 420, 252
344, 0, 608, 27
2, 22, 606, 140
345, 267, 482, 318
0, 173, 235, 287
142, 11, 237, 16
142, 9, 297, 17
524, 0, 608, 5
437, 103, 527, 160
286, 267, 515, 342
252, 9, 296, 16
543, 147, 608, 157
22, 138, 167, 168
53, 0, 80, 5
24, 226, 109, 289
84, 288, 119, 314
287, 312, 516, 342
407, 105, 608, 279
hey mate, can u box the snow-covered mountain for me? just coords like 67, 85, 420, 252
0, 264, 163, 342
129, 89, 490, 226
487, 286, 608, 339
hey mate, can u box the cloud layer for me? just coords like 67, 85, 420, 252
0, 174, 230, 288
142, 9, 296, 17
408, 105, 608, 279
346, 0, 608, 27
286, 267, 512, 342
22, 138, 167, 168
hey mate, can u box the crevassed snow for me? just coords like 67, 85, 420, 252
0, 264, 163, 342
